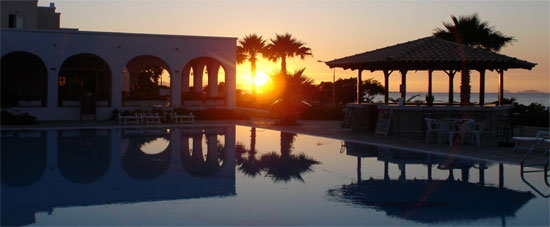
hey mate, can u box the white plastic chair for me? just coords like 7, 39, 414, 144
424, 118, 440, 144
447, 119, 474, 146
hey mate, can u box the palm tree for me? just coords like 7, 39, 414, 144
237, 34, 268, 96
266, 33, 312, 75
434, 13, 514, 104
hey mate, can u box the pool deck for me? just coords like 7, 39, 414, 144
2, 119, 547, 166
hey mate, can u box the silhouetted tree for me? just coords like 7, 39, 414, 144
237, 34, 268, 96
318, 77, 384, 104
434, 13, 514, 104
266, 33, 312, 75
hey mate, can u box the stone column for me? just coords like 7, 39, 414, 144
207, 62, 220, 97
171, 68, 182, 108
182, 65, 190, 92
47, 67, 59, 114
225, 63, 236, 109
192, 63, 204, 93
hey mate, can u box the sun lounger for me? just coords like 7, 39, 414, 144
173, 112, 195, 124
513, 130, 549, 152
143, 113, 162, 125
118, 113, 140, 125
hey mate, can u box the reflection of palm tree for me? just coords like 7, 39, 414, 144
235, 128, 262, 177
433, 13, 514, 104
260, 132, 319, 183
266, 33, 312, 75
237, 34, 268, 96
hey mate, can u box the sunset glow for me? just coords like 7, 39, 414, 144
253, 71, 271, 91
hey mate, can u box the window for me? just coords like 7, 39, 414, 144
8, 14, 25, 28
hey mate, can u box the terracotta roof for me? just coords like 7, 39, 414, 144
326, 37, 536, 71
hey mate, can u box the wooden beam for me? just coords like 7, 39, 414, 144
383, 70, 391, 104
357, 69, 363, 104
400, 70, 407, 100
479, 69, 486, 106
498, 69, 504, 106
427, 69, 433, 98
444, 70, 457, 105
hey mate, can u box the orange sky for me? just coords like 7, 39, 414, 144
51, 0, 549, 93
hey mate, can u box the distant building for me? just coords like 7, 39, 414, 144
1, 0, 237, 121
1, 0, 60, 29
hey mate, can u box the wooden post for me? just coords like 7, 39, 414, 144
400, 70, 407, 100
383, 70, 390, 104
357, 69, 363, 104
427, 69, 433, 99
444, 70, 456, 105
479, 69, 485, 106
498, 69, 504, 106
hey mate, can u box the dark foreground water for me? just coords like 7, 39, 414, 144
1, 125, 548, 226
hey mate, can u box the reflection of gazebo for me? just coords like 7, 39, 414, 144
326, 36, 536, 105
333, 141, 535, 224
328, 179, 535, 224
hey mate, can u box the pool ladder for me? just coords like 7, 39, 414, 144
520, 136, 550, 198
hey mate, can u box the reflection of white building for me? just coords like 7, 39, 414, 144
1, 0, 236, 120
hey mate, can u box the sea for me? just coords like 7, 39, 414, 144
373, 92, 550, 107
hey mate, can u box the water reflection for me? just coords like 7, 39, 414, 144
58, 130, 110, 184
181, 128, 226, 176
122, 128, 171, 180
0, 126, 236, 226
236, 130, 319, 183
328, 141, 535, 224
1, 131, 47, 187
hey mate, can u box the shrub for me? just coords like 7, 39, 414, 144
1, 111, 38, 125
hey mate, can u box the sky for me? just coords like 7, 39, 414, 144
47, 0, 549, 93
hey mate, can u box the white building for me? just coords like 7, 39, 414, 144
1, 1, 236, 121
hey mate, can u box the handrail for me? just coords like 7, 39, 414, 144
520, 135, 550, 198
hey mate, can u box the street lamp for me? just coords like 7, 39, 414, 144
317, 60, 336, 105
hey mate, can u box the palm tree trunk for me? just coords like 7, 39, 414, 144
250, 127, 256, 154
460, 70, 471, 105
251, 60, 257, 96
281, 56, 287, 75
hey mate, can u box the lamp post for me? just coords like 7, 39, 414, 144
318, 60, 336, 105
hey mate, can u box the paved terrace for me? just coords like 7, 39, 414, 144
2, 119, 547, 166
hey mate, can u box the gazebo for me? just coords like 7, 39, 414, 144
325, 36, 536, 106
325, 37, 537, 135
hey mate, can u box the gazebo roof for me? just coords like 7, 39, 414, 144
326, 36, 536, 71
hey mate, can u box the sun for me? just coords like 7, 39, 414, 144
253, 71, 270, 88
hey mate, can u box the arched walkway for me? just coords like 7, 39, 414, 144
58, 53, 112, 107
58, 130, 111, 184
123, 55, 172, 107
181, 57, 226, 107
1, 51, 48, 107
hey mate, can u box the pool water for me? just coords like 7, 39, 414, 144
1, 125, 548, 226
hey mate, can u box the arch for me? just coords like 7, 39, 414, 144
181, 57, 227, 106
121, 129, 172, 180
1, 51, 48, 107
58, 53, 112, 107
180, 131, 225, 176
58, 129, 111, 184
123, 55, 172, 107
1, 131, 47, 187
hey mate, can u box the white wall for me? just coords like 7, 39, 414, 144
1, 28, 237, 121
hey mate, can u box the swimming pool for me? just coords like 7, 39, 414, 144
1, 125, 548, 226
